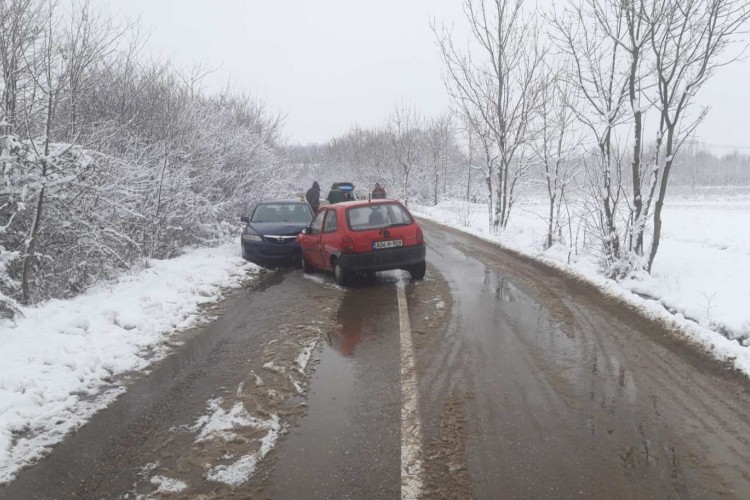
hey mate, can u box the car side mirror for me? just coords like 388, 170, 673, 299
300, 227, 308, 235
240, 216, 249, 223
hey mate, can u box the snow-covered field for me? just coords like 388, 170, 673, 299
0, 241, 257, 484
414, 186, 750, 375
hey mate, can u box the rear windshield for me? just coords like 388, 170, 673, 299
346, 203, 414, 231
252, 203, 312, 223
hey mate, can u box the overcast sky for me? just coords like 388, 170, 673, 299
101, 0, 750, 152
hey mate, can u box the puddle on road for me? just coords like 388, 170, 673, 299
263, 277, 401, 499
444, 242, 587, 373
323, 280, 394, 356
438, 239, 644, 402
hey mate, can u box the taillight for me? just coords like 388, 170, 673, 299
416, 226, 424, 245
341, 235, 355, 253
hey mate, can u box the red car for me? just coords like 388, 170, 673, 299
297, 199, 426, 286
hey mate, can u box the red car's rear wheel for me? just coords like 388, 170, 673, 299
409, 260, 426, 280
333, 259, 350, 286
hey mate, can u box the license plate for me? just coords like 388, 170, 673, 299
373, 239, 403, 250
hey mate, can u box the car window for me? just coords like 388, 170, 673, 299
346, 203, 414, 231
252, 203, 312, 223
323, 210, 338, 233
309, 210, 326, 235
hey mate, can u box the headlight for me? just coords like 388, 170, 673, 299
242, 233, 263, 242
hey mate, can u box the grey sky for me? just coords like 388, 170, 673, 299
102, 0, 750, 151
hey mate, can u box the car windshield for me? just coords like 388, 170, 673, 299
346, 203, 413, 231
252, 203, 312, 224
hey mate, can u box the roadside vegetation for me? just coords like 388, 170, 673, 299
0, 0, 287, 315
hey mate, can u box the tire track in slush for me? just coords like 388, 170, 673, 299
397, 279, 424, 499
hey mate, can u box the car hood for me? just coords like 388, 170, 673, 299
247, 221, 307, 236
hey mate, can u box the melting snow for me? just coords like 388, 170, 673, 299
205, 414, 281, 486
192, 398, 269, 443
295, 341, 317, 373
150, 475, 188, 494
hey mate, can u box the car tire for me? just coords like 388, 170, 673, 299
241, 245, 250, 261
333, 259, 350, 287
409, 261, 426, 280
302, 256, 315, 274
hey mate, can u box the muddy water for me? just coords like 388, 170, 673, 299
259, 276, 402, 500
418, 221, 750, 499
0, 269, 343, 500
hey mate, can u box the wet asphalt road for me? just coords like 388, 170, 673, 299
416, 222, 750, 499
2, 221, 750, 499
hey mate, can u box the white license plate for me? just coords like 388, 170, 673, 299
373, 239, 403, 250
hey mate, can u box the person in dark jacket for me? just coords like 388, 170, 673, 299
306, 181, 321, 212
371, 183, 386, 199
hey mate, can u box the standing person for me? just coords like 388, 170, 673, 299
306, 181, 321, 212
372, 183, 386, 199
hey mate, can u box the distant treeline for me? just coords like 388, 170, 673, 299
668, 148, 750, 187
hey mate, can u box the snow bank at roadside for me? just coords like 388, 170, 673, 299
414, 192, 750, 377
0, 240, 257, 484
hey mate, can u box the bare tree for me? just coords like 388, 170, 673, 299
620, 0, 653, 256
644, 0, 750, 271
424, 115, 453, 205
435, 0, 546, 229
552, 0, 631, 265
19, 1, 65, 303
389, 101, 422, 205
464, 128, 476, 202
57, 0, 130, 141
578, 1, 655, 257
0, 0, 46, 139
531, 68, 582, 249
463, 110, 498, 225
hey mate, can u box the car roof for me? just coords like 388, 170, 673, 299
329, 199, 401, 208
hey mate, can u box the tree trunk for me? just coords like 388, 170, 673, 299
631, 112, 644, 254
486, 171, 493, 230
494, 164, 503, 230
433, 169, 439, 206
547, 193, 555, 249
70, 83, 77, 140
601, 142, 620, 261
21, 84, 55, 303
403, 168, 410, 206
501, 164, 510, 229
21, 183, 45, 304
648, 129, 675, 272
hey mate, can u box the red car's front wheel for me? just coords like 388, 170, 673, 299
302, 256, 315, 274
